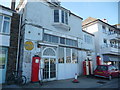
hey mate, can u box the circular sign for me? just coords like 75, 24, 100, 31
24, 41, 34, 50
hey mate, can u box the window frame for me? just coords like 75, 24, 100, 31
54, 9, 69, 25
0, 15, 11, 34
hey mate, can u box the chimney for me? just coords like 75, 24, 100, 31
11, 0, 16, 10
102, 19, 108, 23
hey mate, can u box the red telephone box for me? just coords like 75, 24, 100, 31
96, 56, 101, 66
31, 55, 41, 82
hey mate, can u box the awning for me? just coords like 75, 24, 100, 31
103, 55, 120, 62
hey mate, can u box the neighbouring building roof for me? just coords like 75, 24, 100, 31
82, 17, 120, 31
82, 17, 97, 26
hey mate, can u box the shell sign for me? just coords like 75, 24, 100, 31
24, 41, 34, 50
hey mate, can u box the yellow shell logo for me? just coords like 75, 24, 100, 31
24, 41, 34, 50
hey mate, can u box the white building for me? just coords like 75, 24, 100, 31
0, 5, 12, 83
16, 0, 96, 82
82, 17, 120, 69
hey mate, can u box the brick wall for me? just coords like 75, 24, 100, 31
6, 13, 20, 80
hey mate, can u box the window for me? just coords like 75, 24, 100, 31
103, 39, 107, 44
61, 10, 64, 23
66, 39, 77, 47
0, 47, 8, 69
58, 47, 78, 64
58, 47, 64, 63
0, 15, 10, 34
44, 34, 59, 43
0, 15, 3, 32
44, 33, 77, 47
60, 37, 65, 44
54, 10, 68, 25
54, 10, 59, 22
102, 25, 106, 33
84, 35, 93, 44
72, 49, 78, 63
66, 48, 71, 63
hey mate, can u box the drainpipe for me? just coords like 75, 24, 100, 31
16, 14, 22, 72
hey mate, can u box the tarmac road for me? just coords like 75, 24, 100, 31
2, 76, 120, 88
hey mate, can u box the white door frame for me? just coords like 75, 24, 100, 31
41, 47, 57, 81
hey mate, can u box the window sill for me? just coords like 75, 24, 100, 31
52, 22, 70, 31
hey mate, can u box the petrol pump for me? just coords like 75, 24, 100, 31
31, 55, 41, 82
83, 58, 93, 76
96, 56, 101, 66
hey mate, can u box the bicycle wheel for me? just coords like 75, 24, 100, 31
17, 75, 27, 85
6, 75, 15, 85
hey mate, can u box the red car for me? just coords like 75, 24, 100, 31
94, 65, 120, 80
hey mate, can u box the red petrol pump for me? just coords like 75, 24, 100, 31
31, 55, 41, 82
96, 56, 101, 66
83, 60, 93, 75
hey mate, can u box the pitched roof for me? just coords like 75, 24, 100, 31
82, 17, 97, 26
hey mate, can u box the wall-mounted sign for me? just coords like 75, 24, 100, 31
24, 41, 34, 50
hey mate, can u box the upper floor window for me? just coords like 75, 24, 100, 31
43, 33, 77, 47
102, 25, 106, 33
0, 15, 11, 34
54, 9, 68, 25
84, 34, 93, 44
54, 10, 59, 22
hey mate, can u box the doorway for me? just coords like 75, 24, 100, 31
42, 47, 57, 81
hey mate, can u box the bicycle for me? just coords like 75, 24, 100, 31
7, 70, 27, 86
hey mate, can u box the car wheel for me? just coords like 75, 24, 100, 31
108, 75, 112, 80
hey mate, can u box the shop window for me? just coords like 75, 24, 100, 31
0, 15, 11, 34
0, 47, 8, 69
66, 48, 71, 63
58, 47, 64, 63
72, 49, 78, 63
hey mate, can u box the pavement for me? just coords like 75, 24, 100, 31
1, 75, 120, 88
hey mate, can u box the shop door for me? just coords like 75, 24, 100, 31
43, 58, 56, 80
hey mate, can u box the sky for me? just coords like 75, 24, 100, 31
0, 0, 119, 25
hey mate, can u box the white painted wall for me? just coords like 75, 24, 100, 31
0, 35, 10, 46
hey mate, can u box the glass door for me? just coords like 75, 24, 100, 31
43, 58, 56, 80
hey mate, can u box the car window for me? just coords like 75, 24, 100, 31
109, 66, 116, 70
97, 66, 108, 71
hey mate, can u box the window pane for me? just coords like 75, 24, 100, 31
65, 12, 68, 24
72, 49, 78, 63
58, 47, 64, 63
66, 48, 71, 63
4, 16, 10, 20
0, 47, 7, 69
52, 35, 59, 43
54, 10, 59, 22
3, 21, 10, 33
60, 37, 65, 44
61, 10, 64, 23
0, 15, 3, 32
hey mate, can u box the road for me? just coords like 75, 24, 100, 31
2, 76, 120, 88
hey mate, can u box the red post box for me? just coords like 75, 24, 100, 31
31, 55, 41, 82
